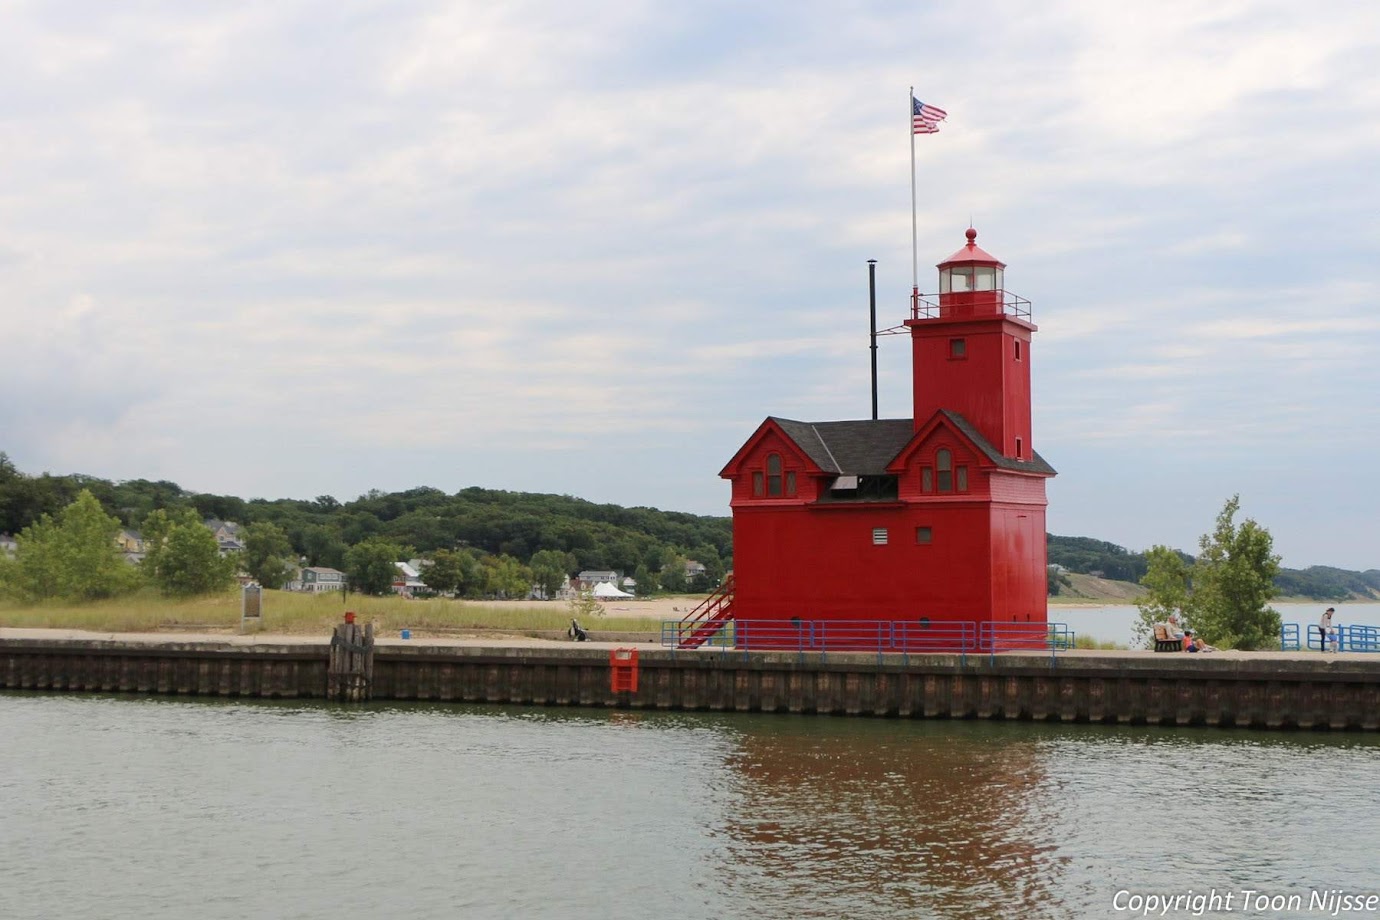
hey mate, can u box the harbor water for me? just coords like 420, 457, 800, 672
3, 695, 1379, 919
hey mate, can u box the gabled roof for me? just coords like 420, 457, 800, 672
934, 410, 1056, 475
734, 412, 1054, 478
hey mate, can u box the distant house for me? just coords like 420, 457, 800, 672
684, 560, 707, 581
576, 570, 620, 587
621, 576, 637, 594
300, 567, 346, 593
116, 529, 146, 565
392, 561, 428, 597
535, 574, 578, 601
204, 519, 245, 556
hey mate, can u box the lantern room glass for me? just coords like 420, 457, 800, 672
940, 266, 1002, 293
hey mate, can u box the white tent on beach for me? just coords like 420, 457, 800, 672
592, 581, 634, 599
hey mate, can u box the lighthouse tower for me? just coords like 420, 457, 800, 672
897, 228, 1053, 624
707, 229, 1055, 646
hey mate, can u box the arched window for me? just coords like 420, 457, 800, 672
936, 449, 952, 492
767, 453, 782, 497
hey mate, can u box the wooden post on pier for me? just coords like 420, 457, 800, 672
327, 613, 374, 702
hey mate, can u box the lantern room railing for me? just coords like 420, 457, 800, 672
910, 291, 1032, 321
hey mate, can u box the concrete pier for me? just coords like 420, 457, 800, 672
3, 630, 1378, 730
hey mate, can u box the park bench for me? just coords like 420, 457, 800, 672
1153, 623, 1184, 653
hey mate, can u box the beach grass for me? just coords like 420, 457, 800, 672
0, 589, 665, 635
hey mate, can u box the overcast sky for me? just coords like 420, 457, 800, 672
3, 1, 1379, 570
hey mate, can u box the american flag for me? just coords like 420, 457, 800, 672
913, 97, 947, 135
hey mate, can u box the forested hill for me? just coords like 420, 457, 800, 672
1048, 535, 1380, 601
1, 453, 1375, 600
0, 454, 731, 588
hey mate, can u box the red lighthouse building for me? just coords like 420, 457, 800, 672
702, 229, 1054, 646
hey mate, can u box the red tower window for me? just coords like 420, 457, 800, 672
752, 472, 763, 496
936, 449, 953, 492
767, 453, 782, 497
915, 526, 932, 544
1015, 438, 1024, 460
1014, 339, 1022, 361
921, 467, 933, 492
949, 338, 966, 359
957, 466, 968, 491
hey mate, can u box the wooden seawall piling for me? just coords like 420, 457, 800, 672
327, 620, 374, 702
3, 632, 1380, 731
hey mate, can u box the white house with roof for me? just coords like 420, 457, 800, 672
392, 561, 428, 597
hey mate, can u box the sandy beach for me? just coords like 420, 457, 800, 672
459, 595, 701, 621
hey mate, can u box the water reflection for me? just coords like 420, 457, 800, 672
713, 721, 1067, 919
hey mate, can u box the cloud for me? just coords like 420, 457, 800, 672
2, 1, 1379, 567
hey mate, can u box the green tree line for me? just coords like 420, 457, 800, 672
0, 453, 732, 598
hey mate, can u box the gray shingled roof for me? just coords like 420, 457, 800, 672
770, 411, 1055, 477
771, 418, 913, 475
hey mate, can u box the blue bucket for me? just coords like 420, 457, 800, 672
400, 628, 411, 640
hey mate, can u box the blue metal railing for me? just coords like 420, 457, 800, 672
660, 619, 1074, 661
1335, 623, 1380, 653
1287, 622, 1380, 653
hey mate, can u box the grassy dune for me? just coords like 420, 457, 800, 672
0, 589, 667, 635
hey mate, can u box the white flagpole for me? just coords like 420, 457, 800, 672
909, 86, 919, 316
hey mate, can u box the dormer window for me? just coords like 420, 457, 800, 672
750, 453, 796, 499
936, 449, 953, 492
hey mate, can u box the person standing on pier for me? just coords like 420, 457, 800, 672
1319, 607, 1336, 652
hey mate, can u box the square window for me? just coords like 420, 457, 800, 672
915, 526, 932, 544
949, 338, 966, 358
872, 528, 888, 545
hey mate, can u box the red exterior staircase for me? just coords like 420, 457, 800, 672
675, 574, 735, 649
